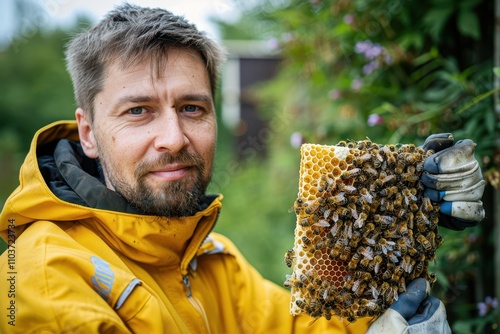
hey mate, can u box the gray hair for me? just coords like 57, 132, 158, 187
65, 3, 226, 120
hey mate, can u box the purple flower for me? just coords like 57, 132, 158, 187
343, 14, 354, 25
328, 89, 342, 100
478, 302, 488, 316
363, 60, 380, 75
354, 40, 383, 60
290, 132, 304, 148
367, 114, 383, 126
351, 78, 362, 91
477, 296, 498, 317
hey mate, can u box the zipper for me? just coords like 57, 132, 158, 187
183, 275, 212, 334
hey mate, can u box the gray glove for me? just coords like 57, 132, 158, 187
420, 133, 485, 230
367, 278, 451, 334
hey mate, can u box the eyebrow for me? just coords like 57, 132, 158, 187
114, 93, 213, 107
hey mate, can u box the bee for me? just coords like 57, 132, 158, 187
397, 238, 408, 255
339, 245, 351, 261
414, 262, 424, 277
359, 188, 373, 204
407, 212, 415, 229
342, 222, 353, 239
337, 183, 357, 194
355, 271, 372, 282
429, 212, 439, 228
331, 209, 339, 223
331, 239, 344, 258
359, 246, 374, 260
362, 299, 381, 316
379, 145, 391, 157
387, 154, 397, 167
313, 219, 330, 228
369, 255, 383, 274
330, 221, 341, 238
384, 285, 399, 303
362, 223, 376, 237
402, 188, 417, 204
363, 165, 379, 178
398, 173, 419, 183
317, 174, 330, 192
349, 232, 362, 247
348, 253, 361, 270
299, 218, 310, 227
391, 266, 404, 283
284, 249, 294, 268
292, 198, 304, 214
283, 278, 293, 289
304, 199, 324, 214
328, 193, 347, 206
337, 140, 347, 147
302, 236, 312, 246
374, 214, 395, 229
428, 272, 437, 285
355, 152, 373, 166
354, 212, 368, 229
353, 281, 367, 297
398, 276, 407, 293
341, 168, 362, 180
296, 299, 307, 309
382, 226, 399, 239
394, 193, 403, 208
387, 251, 399, 264
417, 234, 432, 251
400, 254, 413, 273
395, 161, 406, 174
421, 197, 434, 213
379, 185, 398, 198
315, 240, 328, 250
343, 273, 356, 291
335, 290, 354, 307
377, 237, 396, 255
405, 152, 420, 164
362, 234, 377, 246
336, 206, 351, 218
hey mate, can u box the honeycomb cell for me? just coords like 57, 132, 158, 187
338, 161, 347, 170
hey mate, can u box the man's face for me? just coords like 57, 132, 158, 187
77, 47, 217, 217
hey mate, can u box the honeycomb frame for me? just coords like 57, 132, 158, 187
284, 140, 443, 322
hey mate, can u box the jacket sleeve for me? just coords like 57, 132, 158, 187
0, 221, 143, 334
208, 233, 374, 334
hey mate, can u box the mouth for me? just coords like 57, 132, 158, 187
148, 164, 193, 181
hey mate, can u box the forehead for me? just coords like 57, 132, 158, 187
105, 46, 209, 84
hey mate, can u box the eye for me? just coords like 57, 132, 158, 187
129, 107, 145, 115
183, 105, 200, 113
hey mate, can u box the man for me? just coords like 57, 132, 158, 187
0, 4, 485, 333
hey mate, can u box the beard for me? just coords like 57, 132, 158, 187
99, 150, 211, 217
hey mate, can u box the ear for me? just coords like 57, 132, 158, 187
76, 108, 99, 159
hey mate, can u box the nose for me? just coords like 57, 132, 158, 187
153, 112, 189, 153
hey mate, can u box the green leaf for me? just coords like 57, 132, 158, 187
423, 8, 454, 41
457, 10, 481, 40
493, 67, 500, 78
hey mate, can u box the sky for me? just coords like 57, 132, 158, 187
0, 0, 242, 46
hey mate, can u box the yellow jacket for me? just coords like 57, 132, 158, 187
0, 121, 372, 333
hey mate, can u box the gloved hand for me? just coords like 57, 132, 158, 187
366, 278, 451, 334
420, 133, 485, 230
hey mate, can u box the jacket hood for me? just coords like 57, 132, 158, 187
0, 121, 222, 271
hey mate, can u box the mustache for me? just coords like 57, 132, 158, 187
134, 150, 205, 179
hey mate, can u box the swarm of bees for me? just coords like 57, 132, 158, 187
284, 140, 443, 322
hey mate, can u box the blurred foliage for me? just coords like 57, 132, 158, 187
213, 0, 499, 330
